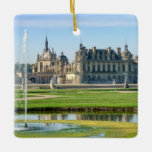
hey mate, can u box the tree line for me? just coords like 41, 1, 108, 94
15, 63, 33, 73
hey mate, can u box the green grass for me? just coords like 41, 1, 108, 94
14, 120, 137, 138
15, 88, 137, 110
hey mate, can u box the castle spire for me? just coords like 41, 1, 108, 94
125, 35, 128, 51
80, 42, 83, 49
45, 36, 48, 51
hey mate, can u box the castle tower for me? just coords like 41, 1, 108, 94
57, 52, 68, 84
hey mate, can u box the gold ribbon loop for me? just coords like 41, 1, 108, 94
70, 0, 77, 31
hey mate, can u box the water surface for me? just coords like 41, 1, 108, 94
15, 113, 137, 123
15, 112, 137, 137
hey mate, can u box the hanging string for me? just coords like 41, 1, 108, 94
70, 0, 77, 31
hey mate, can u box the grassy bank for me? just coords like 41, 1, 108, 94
14, 120, 137, 138
15, 88, 138, 112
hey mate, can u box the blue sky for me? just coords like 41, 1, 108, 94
14, 14, 138, 63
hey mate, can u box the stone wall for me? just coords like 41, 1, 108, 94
15, 83, 138, 90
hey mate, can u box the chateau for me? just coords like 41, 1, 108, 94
31, 37, 138, 84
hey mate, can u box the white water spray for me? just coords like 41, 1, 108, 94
23, 29, 28, 128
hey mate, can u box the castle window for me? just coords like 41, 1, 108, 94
123, 65, 125, 72
52, 62, 54, 66
122, 75, 125, 82
118, 75, 121, 81
93, 65, 95, 72
34, 68, 37, 72
98, 75, 100, 80
129, 65, 131, 71
88, 64, 90, 72
118, 65, 120, 71
129, 75, 132, 81
113, 65, 116, 72
103, 65, 105, 72
83, 64, 85, 72
108, 65, 110, 72
108, 75, 111, 81
40, 62, 43, 72
97, 53, 100, 60
46, 65, 48, 72
92, 75, 95, 80
98, 65, 100, 72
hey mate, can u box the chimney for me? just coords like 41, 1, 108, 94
116, 47, 121, 55
107, 47, 111, 54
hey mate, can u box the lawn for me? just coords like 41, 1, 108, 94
15, 88, 138, 111
14, 120, 137, 138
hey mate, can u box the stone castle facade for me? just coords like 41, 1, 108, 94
31, 37, 138, 84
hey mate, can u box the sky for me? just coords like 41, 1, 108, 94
14, 14, 138, 64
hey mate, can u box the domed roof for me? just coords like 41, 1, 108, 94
122, 50, 132, 60
58, 52, 68, 60
122, 45, 133, 60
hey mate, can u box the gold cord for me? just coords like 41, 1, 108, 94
70, 0, 77, 31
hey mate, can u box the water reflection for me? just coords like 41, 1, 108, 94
15, 113, 137, 123
15, 122, 78, 132
15, 122, 106, 138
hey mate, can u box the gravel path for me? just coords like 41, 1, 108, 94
117, 91, 137, 93
15, 94, 62, 101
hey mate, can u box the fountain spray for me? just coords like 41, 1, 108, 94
23, 29, 28, 128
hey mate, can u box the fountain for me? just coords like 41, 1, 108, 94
23, 29, 28, 128
15, 30, 28, 131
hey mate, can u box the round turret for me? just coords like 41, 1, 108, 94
122, 44, 133, 60
58, 52, 68, 61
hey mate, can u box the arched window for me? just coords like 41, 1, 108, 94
40, 62, 43, 72
46, 65, 48, 72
